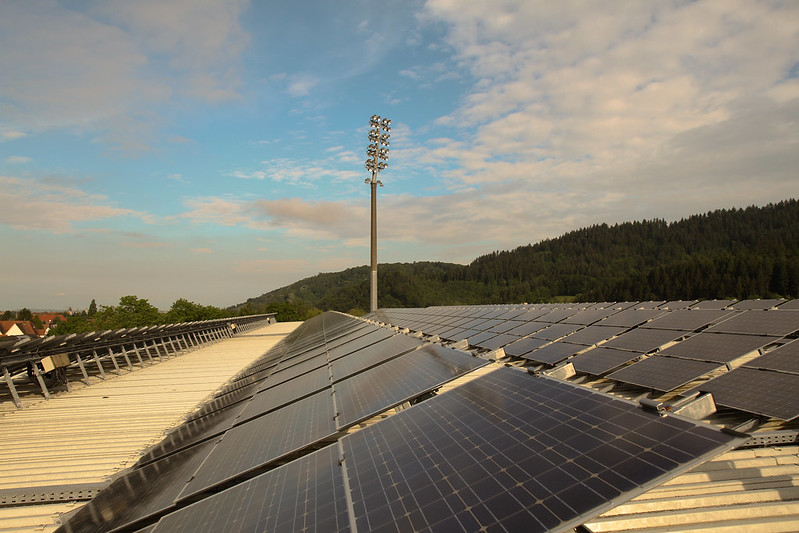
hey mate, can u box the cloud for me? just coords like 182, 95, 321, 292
229, 158, 361, 185
191, 248, 214, 254
0, 129, 26, 141
3, 156, 31, 164
409, 0, 799, 226
233, 258, 309, 274
120, 241, 169, 248
0, 0, 249, 150
0, 176, 148, 233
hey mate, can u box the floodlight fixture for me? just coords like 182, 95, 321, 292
365, 114, 391, 313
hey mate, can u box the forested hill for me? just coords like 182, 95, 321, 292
233, 200, 799, 318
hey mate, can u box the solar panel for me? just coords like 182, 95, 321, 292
334, 344, 486, 429
341, 367, 743, 533
474, 333, 520, 351
731, 299, 786, 310
744, 340, 799, 374
506, 320, 550, 337
690, 300, 735, 310
466, 330, 500, 346
534, 323, 584, 341
326, 329, 395, 361
150, 446, 348, 533
601, 328, 686, 353
139, 398, 250, 465
330, 334, 423, 382
704, 310, 799, 336
570, 347, 644, 376
597, 309, 665, 328
562, 309, 619, 325
522, 342, 585, 365
642, 309, 734, 331
60, 440, 217, 533
689, 367, 799, 421
658, 332, 778, 363
177, 389, 337, 502
562, 326, 627, 346
607, 356, 724, 392
503, 337, 550, 358
237, 367, 332, 425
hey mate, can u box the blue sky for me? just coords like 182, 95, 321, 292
2, 0, 798, 311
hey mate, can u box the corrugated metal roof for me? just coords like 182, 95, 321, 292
0, 322, 300, 533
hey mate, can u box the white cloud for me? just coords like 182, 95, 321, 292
0, 0, 249, 150
3, 156, 31, 164
414, 0, 799, 223
0, 176, 148, 233
229, 158, 360, 185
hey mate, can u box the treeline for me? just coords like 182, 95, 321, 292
235, 200, 799, 314
50, 296, 237, 335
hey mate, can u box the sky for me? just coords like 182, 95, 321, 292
1, 0, 798, 311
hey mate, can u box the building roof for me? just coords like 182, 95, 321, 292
41, 300, 799, 532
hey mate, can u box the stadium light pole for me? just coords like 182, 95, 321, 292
365, 114, 391, 313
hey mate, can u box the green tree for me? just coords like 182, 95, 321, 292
88, 299, 97, 316
17, 308, 33, 321
1, 310, 14, 320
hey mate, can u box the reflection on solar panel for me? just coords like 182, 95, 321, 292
150, 446, 348, 533
177, 389, 336, 502
642, 309, 734, 331
342, 368, 742, 533
238, 367, 332, 425
570, 347, 644, 376
705, 310, 799, 336
522, 342, 584, 365
659, 333, 778, 363
745, 340, 799, 373
327, 329, 395, 360
607, 356, 723, 392
330, 334, 423, 382
60, 440, 217, 532
601, 328, 685, 353
334, 344, 486, 429
139, 399, 250, 465
689, 367, 799, 421
503, 337, 550, 358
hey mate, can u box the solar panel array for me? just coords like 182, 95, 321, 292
58, 300, 798, 531
372, 301, 799, 418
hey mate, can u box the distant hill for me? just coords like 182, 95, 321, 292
232, 200, 799, 318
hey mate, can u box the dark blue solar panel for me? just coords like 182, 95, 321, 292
151, 446, 349, 533
342, 367, 743, 533
334, 344, 486, 429
176, 389, 336, 502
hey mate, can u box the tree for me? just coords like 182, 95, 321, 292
17, 308, 33, 321
88, 299, 97, 316
1, 310, 14, 320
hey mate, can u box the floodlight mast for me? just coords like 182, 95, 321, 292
365, 114, 390, 313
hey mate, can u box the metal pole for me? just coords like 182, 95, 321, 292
371, 171, 378, 313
